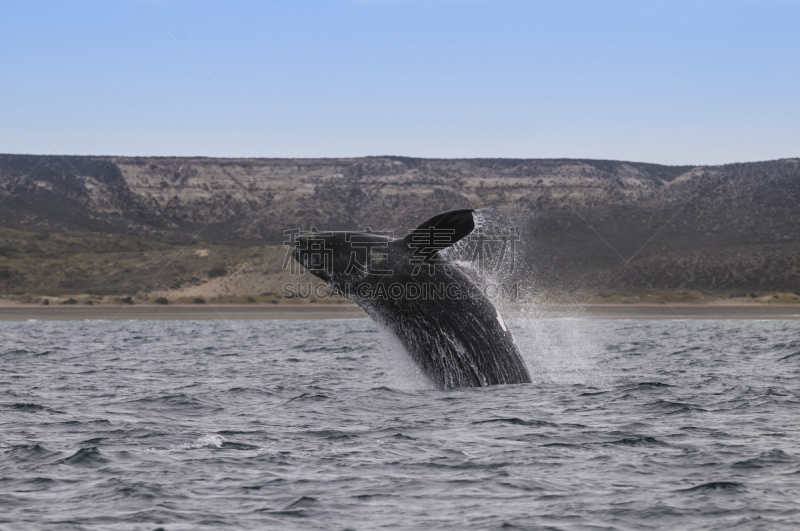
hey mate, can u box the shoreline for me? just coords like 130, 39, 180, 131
0, 304, 367, 321
526, 303, 800, 320
0, 303, 799, 321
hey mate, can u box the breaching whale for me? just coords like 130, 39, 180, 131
292, 209, 532, 390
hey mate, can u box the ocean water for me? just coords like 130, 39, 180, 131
2, 317, 800, 530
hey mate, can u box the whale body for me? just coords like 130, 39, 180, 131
292, 209, 532, 390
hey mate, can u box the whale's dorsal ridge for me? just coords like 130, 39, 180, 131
401, 209, 475, 252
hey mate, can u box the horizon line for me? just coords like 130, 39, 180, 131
3, 152, 799, 168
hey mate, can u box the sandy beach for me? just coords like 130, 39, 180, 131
1, 303, 799, 321
0, 304, 367, 321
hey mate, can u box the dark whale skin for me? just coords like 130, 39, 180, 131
354, 255, 531, 390
293, 210, 532, 390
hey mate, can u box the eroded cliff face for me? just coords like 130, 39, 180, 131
1, 154, 798, 293
104, 156, 696, 241
0, 154, 708, 239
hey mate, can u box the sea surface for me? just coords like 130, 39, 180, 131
2, 316, 800, 530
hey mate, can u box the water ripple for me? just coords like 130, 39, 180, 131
1, 318, 799, 529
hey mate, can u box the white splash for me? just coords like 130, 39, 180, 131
509, 312, 613, 387
375, 325, 436, 391
151, 434, 227, 452
496, 310, 508, 332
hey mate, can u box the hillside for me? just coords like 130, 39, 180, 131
0, 154, 798, 301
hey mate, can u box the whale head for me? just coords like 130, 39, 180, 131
293, 230, 394, 285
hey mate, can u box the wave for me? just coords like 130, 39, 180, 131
150, 435, 259, 452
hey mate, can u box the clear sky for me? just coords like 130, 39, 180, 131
1, 0, 798, 165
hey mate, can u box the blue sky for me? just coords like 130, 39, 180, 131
1, 0, 798, 164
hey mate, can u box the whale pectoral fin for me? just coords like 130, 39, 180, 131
402, 209, 475, 252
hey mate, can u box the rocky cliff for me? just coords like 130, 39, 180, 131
1, 154, 798, 295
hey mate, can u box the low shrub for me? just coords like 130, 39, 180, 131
208, 266, 227, 278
